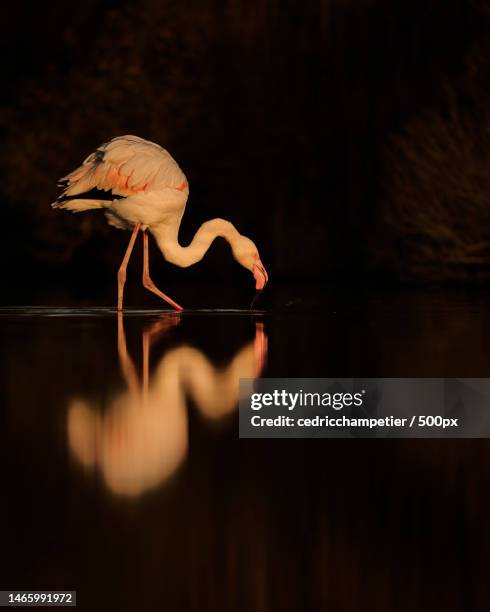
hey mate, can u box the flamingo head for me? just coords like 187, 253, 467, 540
232, 237, 269, 290
252, 259, 268, 290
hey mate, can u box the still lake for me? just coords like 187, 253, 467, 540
1, 288, 489, 610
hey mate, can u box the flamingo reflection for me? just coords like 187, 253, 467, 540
67, 314, 267, 496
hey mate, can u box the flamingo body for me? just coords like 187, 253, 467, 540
54, 135, 189, 229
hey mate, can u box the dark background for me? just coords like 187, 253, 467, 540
1, 0, 490, 304
2, 5, 490, 609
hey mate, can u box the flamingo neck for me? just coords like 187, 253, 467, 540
151, 218, 241, 268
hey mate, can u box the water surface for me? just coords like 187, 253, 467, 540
1, 290, 490, 610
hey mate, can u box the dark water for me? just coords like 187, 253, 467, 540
1, 289, 490, 611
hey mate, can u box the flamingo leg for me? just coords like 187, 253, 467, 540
117, 311, 140, 397
142, 230, 183, 311
142, 324, 149, 405
117, 223, 141, 311
142, 315, 181, 404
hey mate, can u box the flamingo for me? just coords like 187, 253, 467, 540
67, 314, 267, 496
52, 135, 268, 311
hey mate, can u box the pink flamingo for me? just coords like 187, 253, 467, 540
67, 315, 268, 495
52, 135, 268, 310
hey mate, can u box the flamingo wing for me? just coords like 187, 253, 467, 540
57, 135, 188, 199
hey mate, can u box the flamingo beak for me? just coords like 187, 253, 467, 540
253, 260, 268, 290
